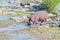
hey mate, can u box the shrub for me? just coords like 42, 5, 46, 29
42, 0, 60, 12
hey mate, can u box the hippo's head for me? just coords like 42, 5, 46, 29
27, 13, 35, 25
28, 21, 34, 25
28, 17, 34, 25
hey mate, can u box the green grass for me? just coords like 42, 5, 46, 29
50, 26, 59, 30
42, 0, 60, 12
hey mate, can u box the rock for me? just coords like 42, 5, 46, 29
48, 13, 56, 17
47, 19, 52, 21
47, 21, 57, 27
10, 17, 22, 23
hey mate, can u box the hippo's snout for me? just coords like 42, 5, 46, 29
28, 21, 34, 25
28, 22, 31, 25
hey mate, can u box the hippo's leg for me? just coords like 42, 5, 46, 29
44, 18, 46, 22
34, 17, 39, 24
35, 19, 43, 25
42, 18, 47, 25
39, 20, 43, 25
34, 21, 38, 24
37, 21, 42, 25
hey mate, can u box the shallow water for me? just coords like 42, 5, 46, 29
0, 15, 29, 31
0, 22, 38, 40
0, 16, 11, 20
0, 21, 35, 40
11, 34, 38, 40
0, 23, 28, 32
7, 23, 28, 29
0, 0, 10, 2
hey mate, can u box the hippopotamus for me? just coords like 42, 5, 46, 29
28, 11, 48, 25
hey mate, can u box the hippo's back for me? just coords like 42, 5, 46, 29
34, 11, 48, 20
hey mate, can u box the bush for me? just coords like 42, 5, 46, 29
37, 3, 50, 12
42, 0, 60, 12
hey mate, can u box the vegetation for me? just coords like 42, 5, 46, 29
32, 0, 60, 12
42, 0, 60, 12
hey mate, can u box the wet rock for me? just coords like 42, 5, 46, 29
56, 17, 60, 27
46, 21, 57, 27
48, 13, 56, 17
20, 2, 25, 6
10, 15, 28, 23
